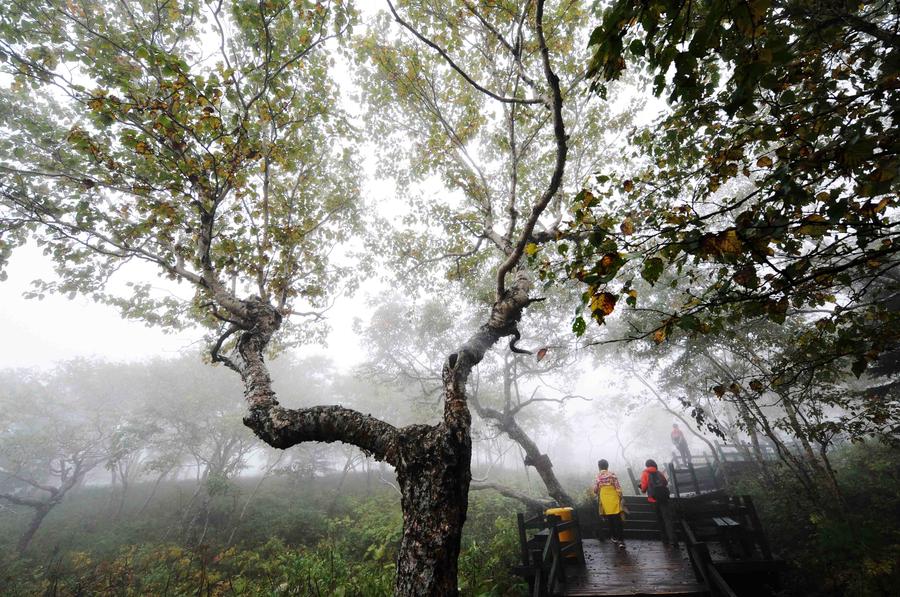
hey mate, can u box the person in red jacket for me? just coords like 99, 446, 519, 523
640, 459, 677, 546
671, 423, 691, 464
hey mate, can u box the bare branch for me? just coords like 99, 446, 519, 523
495, 0, 568, 298
470, 481, 554, 510
386, 0, 545, 106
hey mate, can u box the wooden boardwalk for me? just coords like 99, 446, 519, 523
559, 539, 707, 596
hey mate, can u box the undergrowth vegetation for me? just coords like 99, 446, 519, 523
3, 442, 899, 596
732, 440, 900, 597
0, 473, 526, 596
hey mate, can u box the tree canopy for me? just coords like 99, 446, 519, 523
554, 0, 899, 389
0, 0, 360, 342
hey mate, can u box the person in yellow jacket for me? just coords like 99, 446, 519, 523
592, 459, 626, 549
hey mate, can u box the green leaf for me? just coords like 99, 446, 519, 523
677, 315, 700, 331
572, 316, 587, 336
641, 257, 664, 285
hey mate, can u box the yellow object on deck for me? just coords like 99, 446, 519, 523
545, 506, 577, 558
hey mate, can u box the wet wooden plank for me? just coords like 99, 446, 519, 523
559, 539, 707, 596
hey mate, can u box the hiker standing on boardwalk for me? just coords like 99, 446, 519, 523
640, 459, 677, 547
592, 459, 626, 549
671, 423, 691, 464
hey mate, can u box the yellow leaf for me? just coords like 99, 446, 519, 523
524, 243, 539, 256
590, 292, 618, 316
756, 155, 773, 168
712, 229, 743, 255
798, 214, 828, 236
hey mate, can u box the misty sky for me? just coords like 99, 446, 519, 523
0, 243, 364, 370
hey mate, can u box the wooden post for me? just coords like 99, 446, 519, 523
681, 520, 702, 580
688, 461, 701, 495
695, 541, 714, 588
517, 513, 530, 566
741, 495, 772, 559
570, 507, 586, 564
667, 462, 681, 498
627, 467, 641, 495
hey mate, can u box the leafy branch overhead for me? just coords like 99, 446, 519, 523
551, 0, 899, 382
0, 0, 361, 339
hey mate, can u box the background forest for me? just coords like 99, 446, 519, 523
1, 0, 898, 596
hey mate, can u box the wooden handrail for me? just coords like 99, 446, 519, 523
708, 561, 739, 597
515, 511, 581, 596
681, 519, 740, 597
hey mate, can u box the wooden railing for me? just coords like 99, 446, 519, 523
515, 510, 585, 597
681, 519, 739, 597
677, 493, 773, 560
628, 458, 726, 497
667, 461, 726, 497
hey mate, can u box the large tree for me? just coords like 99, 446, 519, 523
356, 0, 641, 511
0, 1, 574, 593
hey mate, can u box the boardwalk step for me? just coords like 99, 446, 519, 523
623, 529, 663, 540
559, 538, 706, 596
624, 510, 658, 520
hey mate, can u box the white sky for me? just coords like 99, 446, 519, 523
0, 242, 365, 370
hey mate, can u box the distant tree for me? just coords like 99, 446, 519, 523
0, 368, 108, 553
360, 295, 586, 508
104, 416, 163, 519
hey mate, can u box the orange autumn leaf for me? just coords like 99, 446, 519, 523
590, 292, 618, 316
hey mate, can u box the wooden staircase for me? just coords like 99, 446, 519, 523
621, 494, 663, 541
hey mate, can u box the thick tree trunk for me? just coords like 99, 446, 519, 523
394, 424, 471, 596
230, 252, 541, 597
18, 505, 50, 554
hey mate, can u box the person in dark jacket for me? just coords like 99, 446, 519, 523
640, 459, 677, 546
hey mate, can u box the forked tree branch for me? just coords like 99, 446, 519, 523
386, 0, 545, 106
